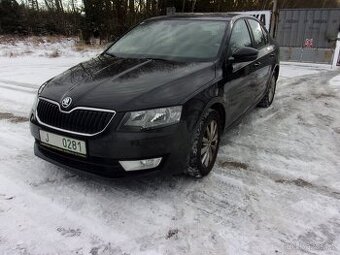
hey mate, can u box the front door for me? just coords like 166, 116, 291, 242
224, 19, 258, 124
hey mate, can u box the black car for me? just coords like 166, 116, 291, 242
30, 14, 279, 178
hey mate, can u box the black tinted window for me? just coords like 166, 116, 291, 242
229, 20, 252, 55
248, 19, 267, 49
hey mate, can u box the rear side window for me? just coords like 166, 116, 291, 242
229, 20, 252, 55
248, 19, 267, 49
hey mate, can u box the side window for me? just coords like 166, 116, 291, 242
229, 20, 252, 55
248, 19, 266, 49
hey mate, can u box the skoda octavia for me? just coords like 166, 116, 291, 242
30, 14, 279, 178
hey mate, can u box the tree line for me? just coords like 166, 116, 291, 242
0, 0, 339, 43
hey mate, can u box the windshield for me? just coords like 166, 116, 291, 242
106, 19, 228, 61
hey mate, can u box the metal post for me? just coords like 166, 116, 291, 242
332, 32, 340, 69
270, 0, 278, 38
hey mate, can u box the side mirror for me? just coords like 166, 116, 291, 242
229, 47, 259, 63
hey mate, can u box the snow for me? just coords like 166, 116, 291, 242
0, 36, 101, 58
329, 74, 340, 90
280, 62, 333, 78
0, 43, 340, 254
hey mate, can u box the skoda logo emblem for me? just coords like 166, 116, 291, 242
61, 97, 72, 109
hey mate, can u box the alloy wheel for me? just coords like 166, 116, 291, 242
201, 120, 219, 167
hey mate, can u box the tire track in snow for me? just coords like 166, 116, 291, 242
0, 83, 36, 94
0, 79, 38, 89
0, 112, 28, 123
219, 70, 340, 199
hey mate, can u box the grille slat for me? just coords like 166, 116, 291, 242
36, 99, 115, 135
96, 112, 106, 132
85, 111, 92, 133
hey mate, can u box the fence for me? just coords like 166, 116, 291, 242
276, 8, 340, 64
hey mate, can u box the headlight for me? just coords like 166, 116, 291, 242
121, 106, 182, 130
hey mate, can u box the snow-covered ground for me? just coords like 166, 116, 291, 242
0, 35, 101, 58
0, 45, 340, 254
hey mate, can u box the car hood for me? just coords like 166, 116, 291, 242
40, 54, 216, 112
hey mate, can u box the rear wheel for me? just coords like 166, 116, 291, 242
258, 75, 277, 108
186, 109, 221, 178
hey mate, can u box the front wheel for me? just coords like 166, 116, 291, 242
186, 109, 221, 178
258, 75, 277, 108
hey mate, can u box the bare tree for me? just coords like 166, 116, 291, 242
191, 0, 197, 12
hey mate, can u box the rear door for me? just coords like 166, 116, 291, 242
247, 19, 273, 102
224, 19, 257, 124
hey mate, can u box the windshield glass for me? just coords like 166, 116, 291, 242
106, 19, 228, 61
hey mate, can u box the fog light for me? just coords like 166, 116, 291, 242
119, 157, 162, 171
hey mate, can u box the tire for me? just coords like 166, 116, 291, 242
258, 75, 277, 108
186, 109, 221, 178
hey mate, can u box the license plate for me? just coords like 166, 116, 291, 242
39, 130, 87, 156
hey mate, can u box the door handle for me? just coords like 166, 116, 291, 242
270, 53, 275, 57
254, 62, 261, 67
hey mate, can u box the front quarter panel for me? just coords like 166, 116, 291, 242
182, 80, 226, 135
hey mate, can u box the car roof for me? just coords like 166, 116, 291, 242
147, 13, 247, 22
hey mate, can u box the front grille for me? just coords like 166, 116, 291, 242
36, 98, 115, 136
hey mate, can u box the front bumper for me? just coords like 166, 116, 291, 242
30, 118, 191, 177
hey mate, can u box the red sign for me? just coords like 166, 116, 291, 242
304, 38, 313, 48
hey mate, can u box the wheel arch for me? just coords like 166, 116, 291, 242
210, 102, 226, 131
273, 64, 280, 81
183, 82, 227, 135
